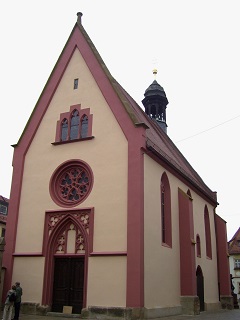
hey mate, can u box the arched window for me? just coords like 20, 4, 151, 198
196, 234, 201, 257
54, 104, 93, 144
70, 109, 80, 140
161, 172, 172, 247
187, 189, 192, 198
204, 205, 212, 259
80, 115, 88, 138
61, 119, 68, 141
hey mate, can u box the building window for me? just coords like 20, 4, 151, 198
61, 119, 68, 141
196, 234, 201, 257
80, 115, 88, 138
54, 104, 93, 144
160, 172, 172, 247
0, 204, 7, 215
70, 110, 80, 140
74, 78, 79, 89
50, 159, 94, 207
1, 228, 5, 237
204, 205, 212, 259
234, 259, 240, 269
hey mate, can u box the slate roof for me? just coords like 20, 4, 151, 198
115, 82, 217, 204
0, 195, 9, 203
228, 227, 240, 255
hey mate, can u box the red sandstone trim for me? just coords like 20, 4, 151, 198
3, 24, 145, 309
54, 104, 93, 142
178, 188, 196, 296
12, 253, 43, 257
49, 159, 94, 208
90, 251, 127, 256
2, 150, 25, 301
215, 214, 231, 296
52, 136, 94, 145
126, 130, 145, 307
42, 208, 94, 308
161, 172, 172, 248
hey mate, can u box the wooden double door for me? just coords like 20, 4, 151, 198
52, 257, 85, 314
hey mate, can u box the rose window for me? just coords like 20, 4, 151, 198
50, 160, 93, 207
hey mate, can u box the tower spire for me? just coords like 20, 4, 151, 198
142, 71, 169, 133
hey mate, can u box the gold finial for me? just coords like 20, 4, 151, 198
153, 69, 158, 79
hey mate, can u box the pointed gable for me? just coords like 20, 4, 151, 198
228, 227, 240, 255
15, 14, 216, 206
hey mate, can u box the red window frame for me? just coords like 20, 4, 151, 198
161, 172, 172, 248
54, 104, 93, 144
50, 159, 94, 208
204, 205, 212, 259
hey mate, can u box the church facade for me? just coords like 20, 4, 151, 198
2, 13, 232, 318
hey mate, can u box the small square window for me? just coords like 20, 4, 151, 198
0, 205, 7, 215
234, 259, 240, 269
74, 78, 79, 89
1, 228, 5, 237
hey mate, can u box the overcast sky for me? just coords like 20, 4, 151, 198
1, 1, 239, 240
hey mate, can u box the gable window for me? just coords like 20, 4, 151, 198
81, 115, 88, 138
1, 228, 5, 237
70, 110, 80, 140
74, 78, 79, 89
61, 119, 68, 141
54, 104, 93, 144
196, 234, 201, 257
0, 204, 7, 215
161, 172, 172, 247
204, 205, 212, 259
234, 259, 240, 269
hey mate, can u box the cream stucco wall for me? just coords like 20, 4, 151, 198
12, 257, 45, 303
144, 154, 219, 309
87, 256, 126, 307
12, 48, 128, 306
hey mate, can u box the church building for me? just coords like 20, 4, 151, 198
2, 13, 232, 318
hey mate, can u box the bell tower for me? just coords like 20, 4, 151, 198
142, 70, 169, 133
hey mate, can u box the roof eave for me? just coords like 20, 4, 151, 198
146, 143, 218, 206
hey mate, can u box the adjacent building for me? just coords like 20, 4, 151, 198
228, 228, 240, 302
0, 196, 8, 238
2, 13, 232, 318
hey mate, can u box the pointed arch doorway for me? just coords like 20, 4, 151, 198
196, 265, 204, 311
42, 208, 94, 314
52, 256, 85, 313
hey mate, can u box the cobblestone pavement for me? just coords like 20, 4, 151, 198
1, 309, 240, 320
